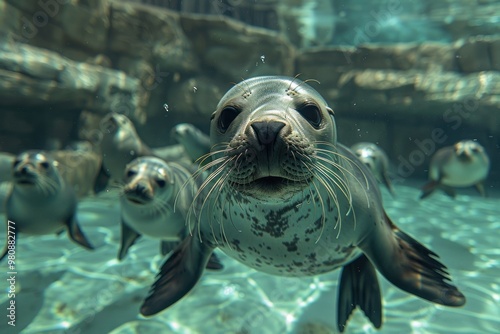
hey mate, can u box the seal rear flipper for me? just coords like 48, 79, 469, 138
363, 214, 466, 308
140, 234, 212, 316
337, 254, 382, 333
65, 216, 95, 250
118, 221, 141, 260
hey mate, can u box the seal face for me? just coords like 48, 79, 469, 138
141, 77, 466, 332
421, 140, 490, 199
351, 142, 394, 195
1, 151, 94, 261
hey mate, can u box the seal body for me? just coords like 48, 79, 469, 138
351, 142, 394, 196
1, 151, 94, 260
141, 77, 466, 332
421, 140, 490, 199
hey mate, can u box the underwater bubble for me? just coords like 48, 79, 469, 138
260, 55, 265, 63
129, 150, 135, 156
193, 86, 197, 93
163, 103, 169, 112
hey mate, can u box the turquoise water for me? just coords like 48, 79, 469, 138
1, 182, 498, 334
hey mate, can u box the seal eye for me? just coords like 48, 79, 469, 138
218, 106, 239, 132
126, 170, 136, 178
298, 104, 322, 128
156, 179, 166, 188
40, 161, 50, 169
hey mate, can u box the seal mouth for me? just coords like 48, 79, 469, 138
231, 175, 310, 195
13, 174, 37, 185
124, 191, 153, 205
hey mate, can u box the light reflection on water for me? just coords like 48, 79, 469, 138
0, 182, 498, 333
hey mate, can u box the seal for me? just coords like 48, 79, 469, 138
171, 123, 211, 162
51, 150, 109, 198
99, 113, 189, 181
118, 156, 222, 268
0, 151, 95, 261
140, 76, 465, 332
351, 142, 395, 196
100, 112, 155, 181
420, 140, 490, 199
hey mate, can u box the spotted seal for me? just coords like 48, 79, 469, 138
118, 156, 222, 268
100, 113, 189, 181
351, 142, 395, 196
0, 151, 95, 261
420, 140, 490, 199
140, 76, 465, 332
171, 123, 211, 162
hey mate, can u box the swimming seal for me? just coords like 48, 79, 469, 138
351, 142, 394, 195
140, 76, 465, 332
0, 151, 95, 261
171, 123, 211, 162
118, 156, 222, 268
99, 113, 190, 181
420, 140, 490, 199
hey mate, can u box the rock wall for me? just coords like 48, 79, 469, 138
0, 0, 498, 185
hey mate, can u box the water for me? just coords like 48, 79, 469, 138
1, 0, 499, 333
0, 182, 498, 334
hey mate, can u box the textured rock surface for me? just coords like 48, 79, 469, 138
0, 0, 498, 182
0, 41, 144, 116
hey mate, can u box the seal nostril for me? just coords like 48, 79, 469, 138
251, 121, 286, 145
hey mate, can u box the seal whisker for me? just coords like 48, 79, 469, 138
315, 143, 370, 190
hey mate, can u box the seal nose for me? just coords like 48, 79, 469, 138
251, 120, 286, 145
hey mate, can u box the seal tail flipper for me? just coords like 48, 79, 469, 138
118, 221, 141, 260
337, 254, 382, 333
363, 214, 466, 308
140, 234, 213, 316
65, 216, 95, 250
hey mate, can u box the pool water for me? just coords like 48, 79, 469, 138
0, 180, 499, 334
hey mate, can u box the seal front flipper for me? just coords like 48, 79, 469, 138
420, 180, 439, 199
65, 216, 95, 250
160, 240, 178, 256
141, 234, 213, 316
93, 162, 110, 194
118, 220, 141, 260
474, 182, 486, 197
207, 252, 224, 270
337, 254, 382, 333
362, 214, 466, 307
